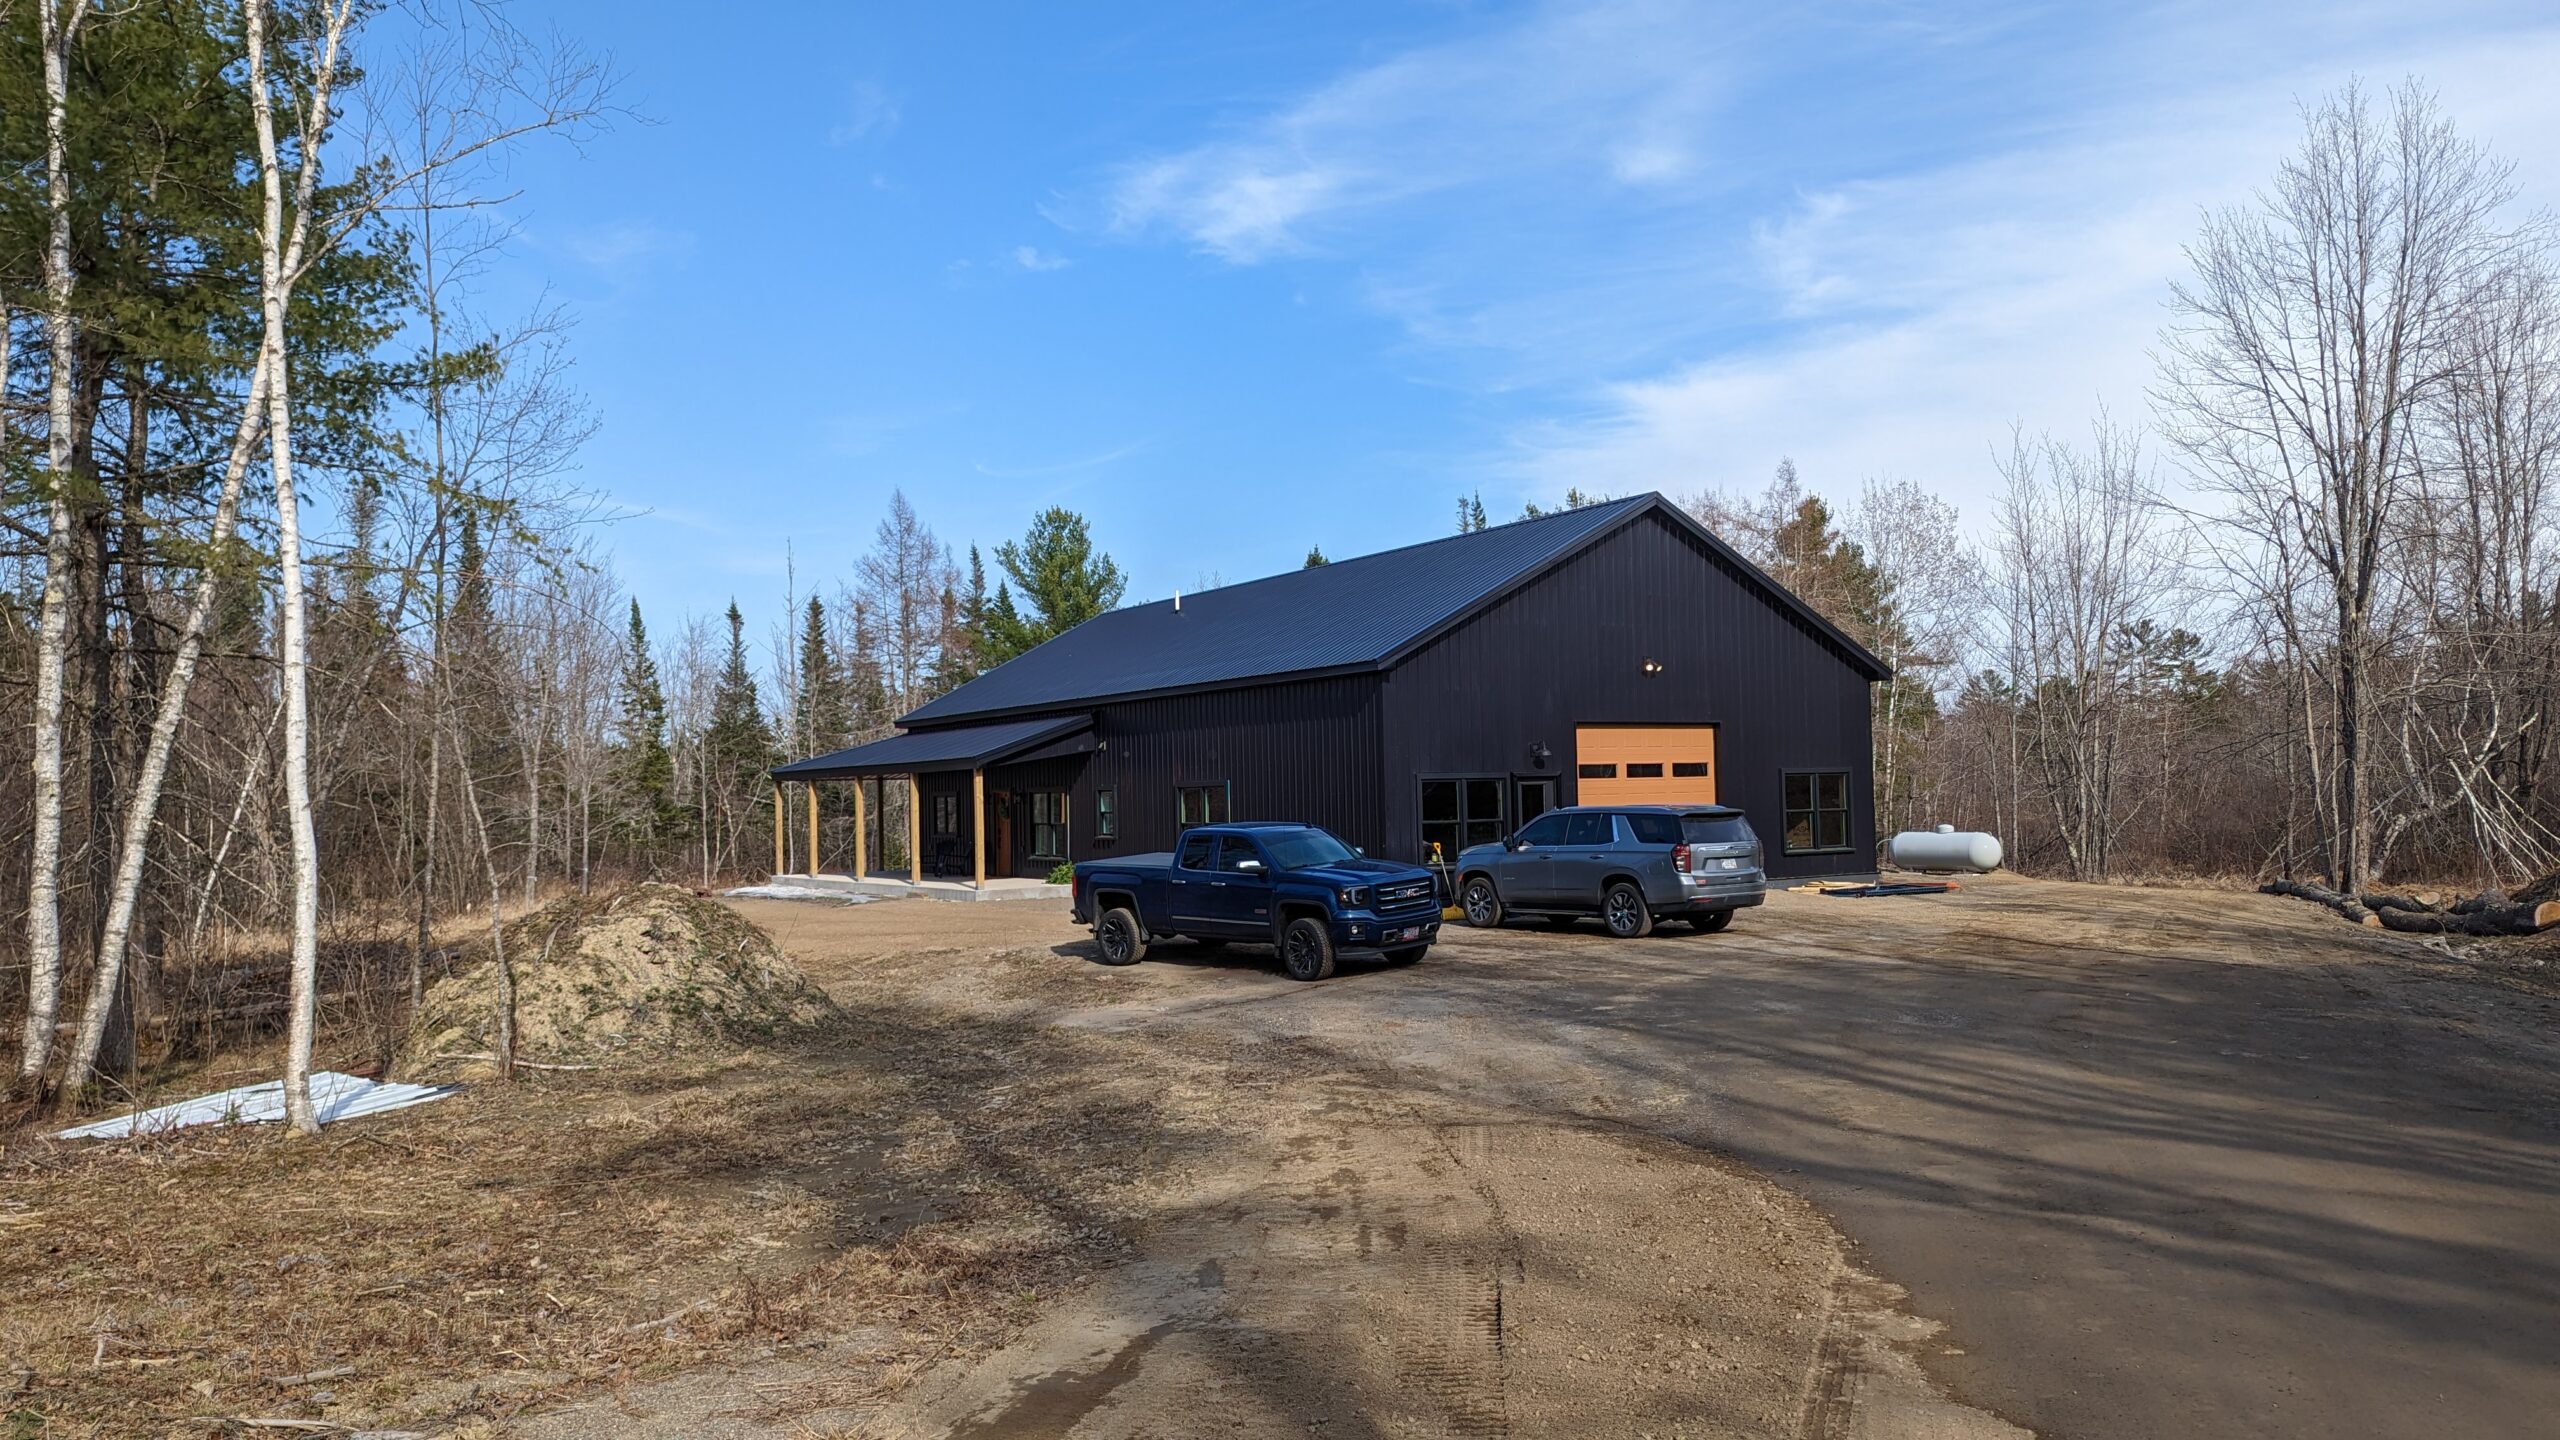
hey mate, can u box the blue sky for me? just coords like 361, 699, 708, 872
472, 0, 2560, 651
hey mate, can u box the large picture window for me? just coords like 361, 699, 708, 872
1783, 771, 1852, 854
1420, 777, 1506, 866
1030, 791, 1069, 860
1177, 783, 1230, 827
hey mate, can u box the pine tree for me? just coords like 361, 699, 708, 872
792, 595, 852, 758
1304, 545, 1330, 568
982, 507, 1126, 664
613, 598, 681, 848
704, 601, 776, 868
1456, 493, 1490, 533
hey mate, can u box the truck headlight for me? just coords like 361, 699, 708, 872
1340, 886, 1370, 908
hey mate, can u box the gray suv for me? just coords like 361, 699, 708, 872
1454, 805, 1766, 938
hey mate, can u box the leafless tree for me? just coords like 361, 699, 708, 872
2158, 79, 2544, 890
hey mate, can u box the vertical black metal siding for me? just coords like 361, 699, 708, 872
1066, 676, 1388, 860
1380, 512, 1877, 878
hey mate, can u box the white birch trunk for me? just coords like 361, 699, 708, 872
243, 0, 355, 1134
20, 0, 87, 1086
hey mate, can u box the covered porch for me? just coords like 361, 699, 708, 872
767, 713, 1095, 891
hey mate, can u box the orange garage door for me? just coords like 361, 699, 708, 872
1575, 725, 1718, 805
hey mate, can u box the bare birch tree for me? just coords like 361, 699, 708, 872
18, 0, 91, 1086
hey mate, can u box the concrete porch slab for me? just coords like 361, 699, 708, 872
761, 870, 1070, 904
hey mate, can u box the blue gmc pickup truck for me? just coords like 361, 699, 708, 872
1070, 822, 1443, 981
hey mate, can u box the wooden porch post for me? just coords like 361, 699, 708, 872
805, 781, 820, 877
906, 774, 923, 886
772, 780, 785, 876
852, 775, 868, 879
972, 768, 987, 889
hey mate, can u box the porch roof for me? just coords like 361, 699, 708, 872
770, 713, 1093, 781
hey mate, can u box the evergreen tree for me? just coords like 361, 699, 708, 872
1455, 493, 1490, 533
982, 507, 1125, 663
1304, 545, 1330, 568
705, 601, 776, 864
613, 598, 682, 847
707, 601, 775, 772
792, 595, 852, 757
931, 546, 991, 691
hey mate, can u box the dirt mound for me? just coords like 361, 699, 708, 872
396, 883, 838, 1079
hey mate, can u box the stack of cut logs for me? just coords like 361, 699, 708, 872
2261, 879, 2560, 935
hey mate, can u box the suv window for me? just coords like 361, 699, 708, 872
1515, 813, 1571, 847
1683, 814, 1755, 845
1622, 812, 1681, 845
1178, 833, 1218, 870
1563, 812, 1616, 846
1214, 837, 1266, 874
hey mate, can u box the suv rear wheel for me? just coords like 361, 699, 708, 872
1691, 909, 1733, 934
1602, 882, 1654, 939
1460, 875, 1504, 928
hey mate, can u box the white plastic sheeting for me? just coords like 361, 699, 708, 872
56, 1070, 459, 1141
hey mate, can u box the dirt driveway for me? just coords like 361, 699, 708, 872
535, 876, 2560, 1439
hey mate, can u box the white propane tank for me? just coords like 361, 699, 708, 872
1887, 824, 2003, 874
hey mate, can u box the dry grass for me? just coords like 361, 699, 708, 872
0, 936, 1210, 1437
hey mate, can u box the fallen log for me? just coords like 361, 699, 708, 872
2450, 889, 2511, 915
2359, 892, 2441, 914
2262, 879, 2382, 927
2371, 900, 2560, 937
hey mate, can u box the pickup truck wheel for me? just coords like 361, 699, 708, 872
1094, 907, 1148, 966
1279, 917, 1337, 982
1383, 945, 1428, 966
1691, 908, 1733, 934
1603, 882, 1654, 939
1460, 876, 1504, 928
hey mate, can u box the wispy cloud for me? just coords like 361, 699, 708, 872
829, 79, 902, 146
1013, 245, 1073, 272
558, 220, 695, 274
1077, 0, 2560, 520
1088, 0, 1731, 262
974, 439, 1149, 479
1514, 28, 2560, 512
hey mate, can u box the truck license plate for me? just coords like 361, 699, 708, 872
1397, 926, 1422, 941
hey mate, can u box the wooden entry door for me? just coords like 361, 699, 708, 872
1574, 725, 1717, 805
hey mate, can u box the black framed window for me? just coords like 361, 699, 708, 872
1420, 776, 1505, 865
1672, 761, 1710, 778
1095, 788, 1118, 840
932, 793, 960, 836
1783, 771, 1852, 854
1578, 762, 1616, 779
1030, 791, 1068, 860
1626, 762, 1664, 778
1177, 782, 1230, 827
1178, 832, 1217, 869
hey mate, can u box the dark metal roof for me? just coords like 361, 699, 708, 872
770, 713, 1091, 780
898, 492, 1887, 728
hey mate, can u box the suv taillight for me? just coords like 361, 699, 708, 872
1673, 843, 1691, 874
